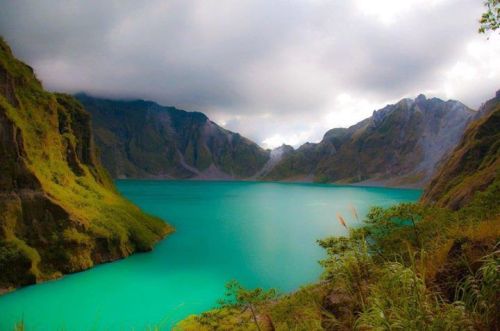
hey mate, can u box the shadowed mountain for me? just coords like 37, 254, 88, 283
0, 38, 171, 292
76, 94, 270, 179
265, 95, 476, 187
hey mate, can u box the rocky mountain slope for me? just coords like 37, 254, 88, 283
421, 91, 500, 209
252, 144, 294, 179
265, 95, 476, 187
76, 94, 270, 179
0, 38, 171, 292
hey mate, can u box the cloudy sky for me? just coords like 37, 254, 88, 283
0, 0, 498, 148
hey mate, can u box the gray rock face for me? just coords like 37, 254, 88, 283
265, 95, 476, 188
411, 97, 475, 184
253, 144, 294, 178
421, 92, 500, 209
76, 94, 270, 179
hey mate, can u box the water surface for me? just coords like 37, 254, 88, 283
0, 181, 420, 330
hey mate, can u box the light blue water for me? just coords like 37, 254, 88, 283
0, 181, 420, 330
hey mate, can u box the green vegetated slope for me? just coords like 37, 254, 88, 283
0, 38, 172, 292
266, 95, 475, 187
76, 94, 270, 179
177, 93, 499, 330
421, 93, 500, 209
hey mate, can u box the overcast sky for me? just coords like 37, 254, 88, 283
0, 0, 498, 148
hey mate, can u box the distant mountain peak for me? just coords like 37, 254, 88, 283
265, 92, 478, 187
416, 94, 427, 102
272, 144, 294, 154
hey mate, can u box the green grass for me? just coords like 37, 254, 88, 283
0, 37, 172, 290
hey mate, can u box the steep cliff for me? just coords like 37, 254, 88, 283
266, 95, 475, 187
76, 94, 270, 179
0, 38, 171, 292
421, 92, 500, 209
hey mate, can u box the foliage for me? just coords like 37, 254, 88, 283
479, 0, 500, 34
218, 280, 279, 310
201, 280, 278, 331
269, 285, 330, 331
318, 228, 373, 310
456, 248, 499, 329
356, 261, 472, 330
178, 308, 249, 331
364, 203, 426, 257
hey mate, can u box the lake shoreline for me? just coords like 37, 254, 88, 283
0, 181, 420, 330
115, 178, 424, 191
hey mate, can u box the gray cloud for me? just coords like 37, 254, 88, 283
0, 0, 498, 148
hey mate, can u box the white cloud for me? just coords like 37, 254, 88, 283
0, 0, 497, 148
355, 0, 448, 25
438, 34, 500, 104
323, 93, 381, 129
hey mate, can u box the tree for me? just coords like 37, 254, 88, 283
364, 203, 425, 256
479, 0, 500, 34
218, 280, 278, 331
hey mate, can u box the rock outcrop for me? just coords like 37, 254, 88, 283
0, 38, 171, 292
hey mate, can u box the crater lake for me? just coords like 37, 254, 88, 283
0, 181, 420, 330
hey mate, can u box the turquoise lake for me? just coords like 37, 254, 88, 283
0, 181, 420, 330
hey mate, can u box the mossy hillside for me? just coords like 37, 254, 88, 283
0, 38, 172, 291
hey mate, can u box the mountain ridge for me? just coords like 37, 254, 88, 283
265, 94, 476, 187
76, 93, 270, 180
79, 93, 478, 189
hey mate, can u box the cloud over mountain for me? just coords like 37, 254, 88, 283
0, 0, 498, 148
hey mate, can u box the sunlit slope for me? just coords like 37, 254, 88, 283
0, 38, 172, 292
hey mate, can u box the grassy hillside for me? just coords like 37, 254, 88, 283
177, 95, 499, 330
0, 38, 172, 292
76, 94, 270, 179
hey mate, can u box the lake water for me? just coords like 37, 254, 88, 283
0, 181, 420, 330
